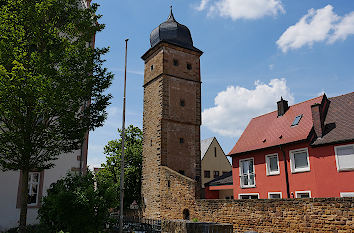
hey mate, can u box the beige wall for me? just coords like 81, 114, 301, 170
219, 189, 234, 199
201, 138, 231, 188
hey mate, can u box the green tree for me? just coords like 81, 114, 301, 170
96, 125, 143, 211
38, 171, 110, 233
0, 0, 113, 229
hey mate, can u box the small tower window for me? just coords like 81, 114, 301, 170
179, 138, 184, 144
187, 63, 192, 70
150, 65, 154, 71
214, 147, 217, 157
180, 99, 185, 107
179, 170, 185, 175
167, 180, 171, 188
173, 59, 179, 66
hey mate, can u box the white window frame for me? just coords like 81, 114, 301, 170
239, 158, 256, 188
238, 193, 260, 199
334, 144, 354, 172
289, 148, 310, 173
265, 153, 280, 176
28, 172, 41, 206
340, 192, 354, 197
268, 192, 282, 199
295, 190, 311, 198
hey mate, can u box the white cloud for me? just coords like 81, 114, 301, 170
196, 0, 285, 20
329, 12, 354, 43
277, 5, 354, 52
269, 64, 274, 70
196, 0, 210, 11
202, 78, 294, 137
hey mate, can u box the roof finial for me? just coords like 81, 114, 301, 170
168, 5, 176, 21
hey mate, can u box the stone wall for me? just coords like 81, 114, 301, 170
195, 198, 354, 233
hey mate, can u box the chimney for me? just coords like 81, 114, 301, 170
277, 97, 289, 117
311, 94, 330, 138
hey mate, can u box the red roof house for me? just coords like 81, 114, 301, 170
227, 92, 354, 199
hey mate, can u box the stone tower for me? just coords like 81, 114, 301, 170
141, 8, 203, 219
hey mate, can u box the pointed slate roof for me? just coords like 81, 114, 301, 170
201, 137, 214, 160
149, 7, 201, 52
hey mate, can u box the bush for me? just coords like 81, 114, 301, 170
5, 224, 51, 233
38, 171, 110, 233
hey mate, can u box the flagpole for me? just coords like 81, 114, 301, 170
119, 38, 128, 233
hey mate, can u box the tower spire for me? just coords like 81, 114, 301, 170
168, 5, 175, 21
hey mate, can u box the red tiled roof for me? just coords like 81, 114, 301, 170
228, 96, 323, 156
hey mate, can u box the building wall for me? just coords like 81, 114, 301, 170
232, 141, 354, 199
0, 149, 83, 231
201, 138, 231, 188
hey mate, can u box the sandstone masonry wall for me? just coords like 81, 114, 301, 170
156, 169, 353, 233
195, 198, 354, 233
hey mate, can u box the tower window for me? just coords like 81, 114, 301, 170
167, 180, 170, 188
180, 99, 185, 107
173, 59, 179, 66
179, 138, 184, 144
179, 170, 185, 175
187, 63, 192, 70
150, 65, 154, 71
214, 147, 217, 157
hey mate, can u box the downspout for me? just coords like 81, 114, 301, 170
279, 145, 290, 198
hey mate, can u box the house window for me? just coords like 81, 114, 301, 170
290, 148, 310, 173
238, 193, 259, 199
180, 99, 185, 107
213, 171, 219, 178
28, 172, 40, 206
173, 59, 179, 66
335, 144, 354, 171
340, 192, 354, 197
239, 158, 255, 188
187, 63, 192, 70
266, 154, 280, 175
295, 191, 311, 198
204, 170, 210, 178
179, 138, 184, 144
268, 192, 282, 199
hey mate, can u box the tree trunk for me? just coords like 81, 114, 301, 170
19, 169, 29, 232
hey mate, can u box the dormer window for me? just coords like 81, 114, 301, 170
291, 114, 303, 126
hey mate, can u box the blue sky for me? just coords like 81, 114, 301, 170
88, 0, 354, 168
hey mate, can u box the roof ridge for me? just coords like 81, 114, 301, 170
252, 95, 323, 120
328, 91, 354, 100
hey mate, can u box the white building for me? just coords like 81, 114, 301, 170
0, 136, 89, 231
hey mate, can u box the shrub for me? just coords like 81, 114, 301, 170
38, 171, 110, 233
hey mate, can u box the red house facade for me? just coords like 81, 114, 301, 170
227, 92, 354, 199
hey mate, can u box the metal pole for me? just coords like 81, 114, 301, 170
119, 38, 128, 233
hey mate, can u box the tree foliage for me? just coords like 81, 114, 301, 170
96, 125, 143, 210
0, 0, 113, 228
38, 171, 110, 233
